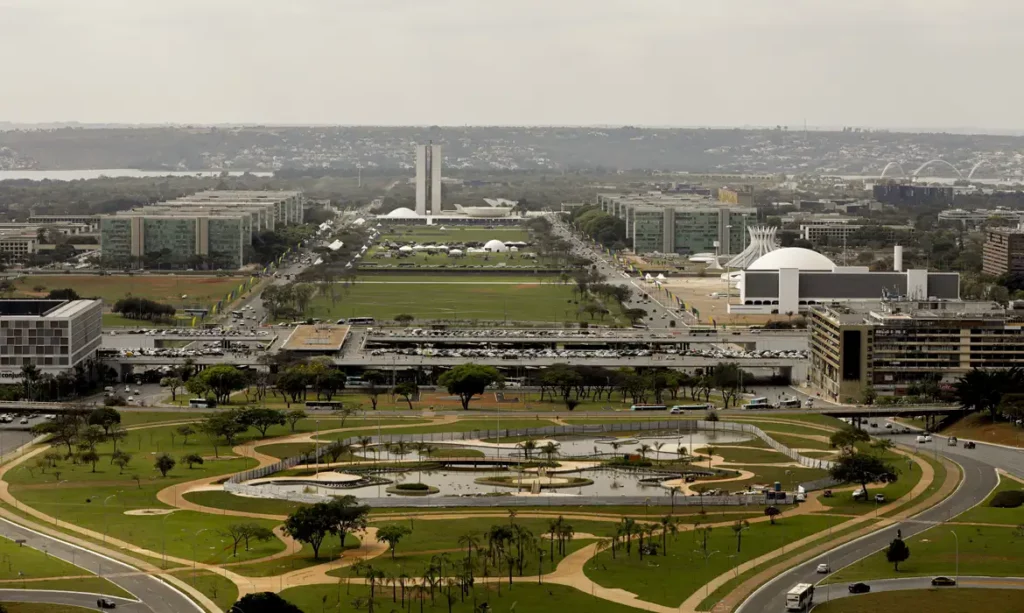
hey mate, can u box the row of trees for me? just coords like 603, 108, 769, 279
111, 297, 176, 321
261, 283, 317, 320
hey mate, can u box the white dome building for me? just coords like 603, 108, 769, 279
385, 207, 419, 218
747, 248, 835, 272
398, 245, 413, 253
483, 239, 508, 253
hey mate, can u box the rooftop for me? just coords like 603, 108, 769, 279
0, 299, 97, 318
815, 300, 1018, 325
281, 324, 350, 352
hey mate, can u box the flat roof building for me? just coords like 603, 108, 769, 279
982, 227, 1024, 277
0, 299, 102, 382
597, 192, 755, 256
810, 300, 1024, 402
99, 190, 304, 270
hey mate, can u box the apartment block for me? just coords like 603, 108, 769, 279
809, 300, 1024, 402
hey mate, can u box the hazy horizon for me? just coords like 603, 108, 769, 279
2, 0, 1020, 131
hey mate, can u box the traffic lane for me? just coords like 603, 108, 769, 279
737, 451, 998, 613
0, 589, 145, 611
815, 576, 1024, 604
0, 519, 201, 613
881, 431, 1024, 481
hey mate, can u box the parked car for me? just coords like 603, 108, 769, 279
97, 599, 117, 609
816, 563, 831, 573
822, 490, 833, 498
848, 582, 871, 594
931, 576, 956, 587
874, 493, 886, 503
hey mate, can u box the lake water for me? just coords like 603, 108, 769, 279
0, 169, 273, 182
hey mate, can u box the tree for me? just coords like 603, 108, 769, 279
329, 496, 370, 552
829, 426, 870, 453
166, 377, 184, 402
182, 453, 205, 469
154, 453, 176, 477
175, 425, 195, 446
196, 365, 249, 404
394, 381, 418, 410
376, 524, 412, 560
80, 449, 100, 472
32, 413, 80, 456
705, 410, 719, 422
112, 450, 132, 474
79, 425, 107, 450
108, 425, 127, 452
886, 537, 910, 571
712, 362, 745, 408
361, 370, 387, 410
829, 452, 898, 499
285, 409, 307, 432
283, 503, 337, 560
230, 592, 303, 613
88, 407, 121, 435
394, 313, 414, 325
238, 523, 275, 552
623, 308, 648, 325
764, 506, 781, 525
200, 411, 248, 455
862, 384, 877, 405
237, 408, 286, 438
954, 367, 1024, 420
731, 519, 750, 551
438, 364, 502, 410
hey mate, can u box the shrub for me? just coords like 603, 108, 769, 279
395, 483, 430, 491
989, 490, 1024, 508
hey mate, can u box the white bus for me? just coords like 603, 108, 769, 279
778, 397, 802, 409
741, 397, 772, 410
786, 583, 814, 611
630, 404, 667, 411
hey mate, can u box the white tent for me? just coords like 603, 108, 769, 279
644, 273, 654, 281
398, 245, 414, 253
509, 246, 519, 252
449, 249, 464, 256
483, 239, 508, 253
353, 218, 366, 226
467, 247, 485, 254
435, 244, 449, 251
656, 273, 667, 281
327, 240, 344, 251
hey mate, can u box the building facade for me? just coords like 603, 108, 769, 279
982, 228, 1024, 277
799, 223, 914, 245
809, 300, 1024, 402
415, 144, 443, 216
0, 299, 102, 381
99, 190, 304, 269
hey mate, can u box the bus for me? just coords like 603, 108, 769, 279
305, 400, 343, 410
231, 310, 243, 318
741, 397, 772, 410
347, 317, 375, 326
778, 397, 802, 409
785, 584, 814, 611
630, 404, 667, 411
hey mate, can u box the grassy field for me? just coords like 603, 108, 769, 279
304, 277, 617, 323
12, 275, 242, 309
171, 568, 238, 612
827, 524, 1024, 582
119, 411, 211, 427
230, 534, 360, 577
584, 514, 846, 607
182, 491, 304, 516
812, 589, 1024, 613
3, 576, 132, 598
0, 535, 98, 580
816, 450, 924, 516
941, 413, 1024, 448
279, 582, 645, 613
695, 446, 793, 464
381, 227, 531, 244
765, 433, 833, 451
954, 475, 1024, 525
0, 604, 96, 613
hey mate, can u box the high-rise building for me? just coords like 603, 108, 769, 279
0, 299, 102, 379
982, 227, 1024, 277
415, 143, 443, 215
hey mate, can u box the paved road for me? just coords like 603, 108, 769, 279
812, 576, 1024, 607
0, 518, 201, 613
0, 588, 144, 611
737, 449, 1001, 613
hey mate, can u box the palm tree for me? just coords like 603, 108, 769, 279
547, 517, 562, 559
705, 445, 717, 468
619, 517, 637, 554
557, 522, 575, 557
517, 440, 537, 461
659, 515, 678, 553
457, 532, 480, 572
637, 444, 652, 460
20, 363, 39, 400
541, 441, 560, 462
731, 519, 750, 552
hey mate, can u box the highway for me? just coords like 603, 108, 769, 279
814, 576, 1024, 605
737, 437, 1009, 613
0, 518, 201, 613
0, 589, 143, 611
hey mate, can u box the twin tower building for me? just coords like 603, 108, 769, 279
415, 143, 443, 216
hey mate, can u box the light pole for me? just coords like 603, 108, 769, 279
693, 549, 720, 599
315, 419, 320, 477
192, 528, 208, 585
102, 492, 121, 544
950, 530, 959, 587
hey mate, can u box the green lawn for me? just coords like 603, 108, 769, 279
827, 525, 1024, 582
812, 589, 1024, 613
304, 278, 615, 324
5, 577, 132, 599
728, 420, 836, 436
426, 448, 485, 458
766, 433, 833, 451
363, 248, 557, 269
699, 465, 829, 494
13, 274, 242, 309
172, 569, 238, 612
954, 476, 1024, 525
880, 453, 949, 519
584, 514, 846, 607
118, 411, 212, 427
229, 534, 360, 577
0, 604, 96, 613
102, 314, 171, 328
9, 484, 284, 566
279, 582, 645, 613
817, 451, 926, 516
0, 535, 98, 580
182, 491, 305, 516
695, 446, 793, 464
381, 227, 531, 244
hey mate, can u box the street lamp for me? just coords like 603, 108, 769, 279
693, 549, 720, 598
192, 528, 209, 585
950, 530, 959, 587
102, 492, 122, 544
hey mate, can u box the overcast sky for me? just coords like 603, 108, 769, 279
0, 0, 1019, 130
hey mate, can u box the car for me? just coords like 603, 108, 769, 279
18, 418, 28, 425
948, 437, 958, 446
822, 490, 833, 498
963, 441, 976, 449
97, 598, 117, 609
852, 488, 866, 500
874, 493, 886, 503
885, 423, 893, 429
931, 576, 956, 587
816, 563, 831, 573
127, 396, 134, 402
870, 422, 879, 428
848, 582, 871, 594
